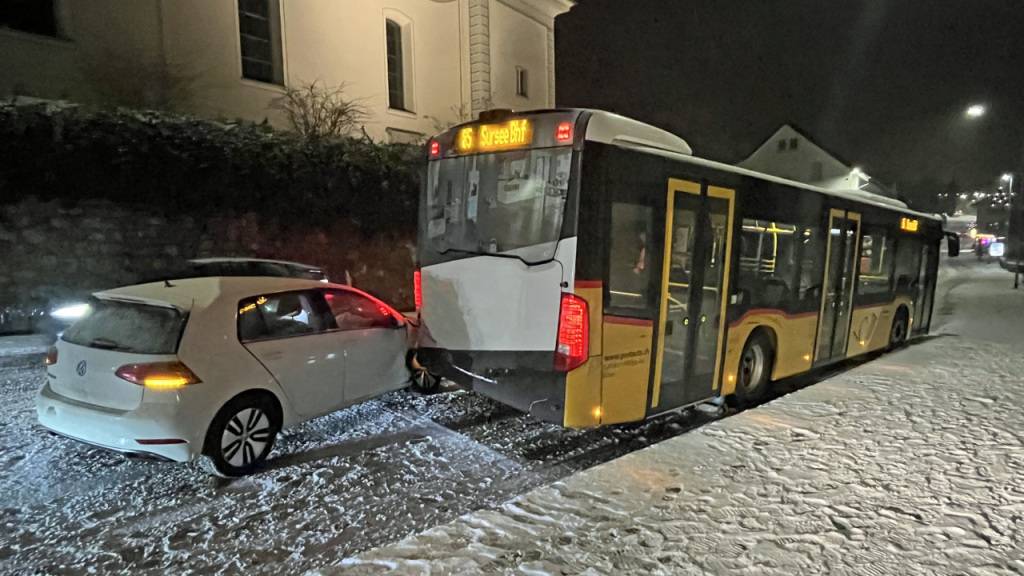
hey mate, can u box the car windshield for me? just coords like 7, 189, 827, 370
61, 299, 186, 354
422, 147, 573, 264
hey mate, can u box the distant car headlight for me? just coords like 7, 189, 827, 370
50, 303, 90, 321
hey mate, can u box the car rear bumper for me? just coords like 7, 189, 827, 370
36, 383, 200, 462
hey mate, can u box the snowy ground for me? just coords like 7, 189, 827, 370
0, 322, 718, 574
2, 258, 1022, 575
331, 258, 1024, 575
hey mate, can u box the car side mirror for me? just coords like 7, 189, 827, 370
946, 233, 960, 257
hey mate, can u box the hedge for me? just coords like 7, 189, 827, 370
0, 101, 423, 234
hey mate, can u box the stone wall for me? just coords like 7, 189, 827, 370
0, 197, 416, 316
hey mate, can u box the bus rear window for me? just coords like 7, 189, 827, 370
422, 147, 573, 264
62, 300, 186, 354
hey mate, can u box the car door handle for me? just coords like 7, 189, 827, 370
262, 351, 284, 361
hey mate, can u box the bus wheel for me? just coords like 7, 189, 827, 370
888, 308, 909, 350
734, 332, 774, 406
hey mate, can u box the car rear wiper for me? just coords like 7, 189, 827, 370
89, 338, 131, 351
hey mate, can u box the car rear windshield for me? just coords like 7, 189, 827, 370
61, 299, 186, 354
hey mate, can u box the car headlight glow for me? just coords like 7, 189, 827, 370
50, 303, 90, 321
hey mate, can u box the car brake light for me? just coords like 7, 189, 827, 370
555, 122, 574, 144
414, 270, 423, 310
555, 293, 589, 372
44, 346, 58, 366
115, 361, 201, 390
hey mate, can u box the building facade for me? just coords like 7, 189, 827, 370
740, 124, 894, 198
0, 0, 571, 142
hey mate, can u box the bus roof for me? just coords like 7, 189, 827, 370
572, 108, 939, 222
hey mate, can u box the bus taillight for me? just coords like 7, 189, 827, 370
555, 122, 574, 144
429, 140, 440, 158
555, 293, 589, 372
414, 270, 423, 310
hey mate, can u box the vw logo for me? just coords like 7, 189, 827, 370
76, 360, 87, 377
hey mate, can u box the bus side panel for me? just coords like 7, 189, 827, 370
563, 282, 604, 428
845, 296, 914, 356
600, 316, 654, 424
722, 310, 817, 395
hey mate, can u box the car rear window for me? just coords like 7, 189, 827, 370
61, 299, 186, 354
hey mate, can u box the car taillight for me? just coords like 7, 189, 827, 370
554, 293, 589, 372
44, 346, 58, 366
115, 361, 201, 391
414, 269, 423, 310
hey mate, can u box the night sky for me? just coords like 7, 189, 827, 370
555, 0, 1024, 191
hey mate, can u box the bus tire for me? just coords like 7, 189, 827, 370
731, 331, 774, 407
888, 307, 909, 350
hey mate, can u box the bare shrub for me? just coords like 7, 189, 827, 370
271, 81, 369, 140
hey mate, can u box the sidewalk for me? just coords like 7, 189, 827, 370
325, 262, 1024, 575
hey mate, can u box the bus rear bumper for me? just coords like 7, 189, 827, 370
415, 347, 566, 424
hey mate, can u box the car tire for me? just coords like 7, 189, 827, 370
201, 393, 281, 478
407, 350, 442, 394
410, 368, 441, 394
888, 308, 909, 350
731, 331, 774, 407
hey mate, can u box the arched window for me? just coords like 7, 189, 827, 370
385, 18, 407, 111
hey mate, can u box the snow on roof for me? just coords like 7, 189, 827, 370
583, 110, 693, 156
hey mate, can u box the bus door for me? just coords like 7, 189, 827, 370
815, 209, 861, 364
912, 242, 937, 334
651, 179, 735, 412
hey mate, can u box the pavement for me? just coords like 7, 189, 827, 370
329, 257, 1024, 575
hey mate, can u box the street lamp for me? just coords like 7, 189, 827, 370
966, 104, 987, 119
1004, 173, 1021, 288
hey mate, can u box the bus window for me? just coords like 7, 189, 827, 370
858, 229, 895, 296
608, 203, 654, 310
737, 219, 804, 309
423, 147, 573, 264
796, 226, 825, 307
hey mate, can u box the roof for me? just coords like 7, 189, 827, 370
743, 122, 859, 170
93, 277, 347, 311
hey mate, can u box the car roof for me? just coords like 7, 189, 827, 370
93, 276, 348, 311
188, 257, 322, 269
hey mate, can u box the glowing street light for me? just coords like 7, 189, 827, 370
965, 104, 987, 119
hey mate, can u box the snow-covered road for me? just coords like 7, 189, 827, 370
0, 320, 715, 574
332, 258, 1024, 575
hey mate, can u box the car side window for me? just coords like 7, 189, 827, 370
324, 290, 395, 331
238, 290, 333, 342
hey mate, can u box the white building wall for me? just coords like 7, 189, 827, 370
0, 0, 165, 107
0, 0, 569, 142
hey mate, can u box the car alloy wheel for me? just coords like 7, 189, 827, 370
221, 407, 272, 468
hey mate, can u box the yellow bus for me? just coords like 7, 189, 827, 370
413, 109, 954, 427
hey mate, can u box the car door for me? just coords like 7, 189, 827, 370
238, 290, 345, 418
322, 289, 408, 403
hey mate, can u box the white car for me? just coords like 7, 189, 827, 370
37, 276, 423, 476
